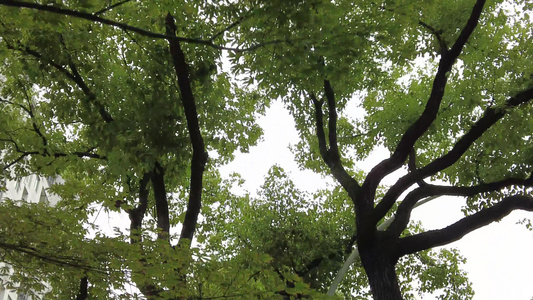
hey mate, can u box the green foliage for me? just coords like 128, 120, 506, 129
197, 166, 473, 299
0, 0, 531, 299
0, 199, 130, 298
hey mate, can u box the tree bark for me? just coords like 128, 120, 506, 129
365, 262, 402, 300
152, 162, 170, 241
359, 244, 402, 300
165, 13, 208, 248
75, 276, 88, 300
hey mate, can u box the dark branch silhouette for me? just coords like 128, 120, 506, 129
418, 21, 447, 55
388, 175, 533, 237
1, 141, 105, 172
363, 0, 487, 222
310, 82, 362, 204
93, 0, 132, 15
397, 195, 533, 256
408, 148, 427, 187
0, 0, 286, 52
166, 13, 208, 246
127, 173, 151, 244
375, 85, 533, 223
152, 162, 170, 241
75, 276, 89, 300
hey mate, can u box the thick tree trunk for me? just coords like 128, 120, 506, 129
359, 240, 402, 300
365, 261, 402, 300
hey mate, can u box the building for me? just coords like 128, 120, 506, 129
0, 175, 61, 206
0, 174, 62, 300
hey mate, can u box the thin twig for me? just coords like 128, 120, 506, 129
94, 0, 132, 15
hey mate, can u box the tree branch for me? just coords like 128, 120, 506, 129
166, 13, 208, 246
0, 97, 32, 115
125, 172, 161, 297
363, 0, 487, 218
408, 148, 427, 187
54, 150, 107, 160
4, 42, 113, 123
310, 93, 328, 160
418, 21, 447, 56
310, 84, 361, 204
0, 0, 286, 52
152, 162, 170, 241
127, 172, 151, 244
1, 130, 105, 171
75, 276, 89, 300
375, 85, 533, 224
0, 241, 106, 274
397, 195, 533, 256
210, 14, 249, 42
64, 50, 114, 123
388, 175, 533, 238
1, 94, 49, 154
325, 80, 339, 157
1, 152, 33, 171
328, 195, 440, 296
93, 0, 132, 15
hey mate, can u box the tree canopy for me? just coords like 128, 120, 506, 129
0, 0, 531, 299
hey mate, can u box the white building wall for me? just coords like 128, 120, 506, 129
0, 174, 62, 206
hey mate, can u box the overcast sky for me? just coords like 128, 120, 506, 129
220, 101, 533, 300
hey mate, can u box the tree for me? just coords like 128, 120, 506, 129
0, 0, 531, 299
0, 0, 263, 298
229, 0, 533, 299
200, 166, 473, 299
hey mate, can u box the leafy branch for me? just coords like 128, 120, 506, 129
19, 83, 49, 152
375, 85, 533, 223
0, 0, 287, 52
152, 161, 170, 241
418, 21, 448, 55
1, 131, 105, 172
310, 81, 361, 203
126, 172, 151, 244
0, 241, 107, 274
363, 0, 487, 222
3, 41, 114, 123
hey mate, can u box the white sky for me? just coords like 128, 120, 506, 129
220, 100, 533, 300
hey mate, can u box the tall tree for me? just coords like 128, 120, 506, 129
231, 0, 533, 299
0, 0, 531, 299
0, 0, 264, 298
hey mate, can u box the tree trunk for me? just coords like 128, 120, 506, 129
359, 242, 402, 300
75, 276, 88, 300
365, 262, 402, 300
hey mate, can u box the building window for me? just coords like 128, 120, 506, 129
39, 190, 48, 205
21, 188, 28, 202
17, 293, 29, 300
35, 177, 40, 192
15, 179, 20, 192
